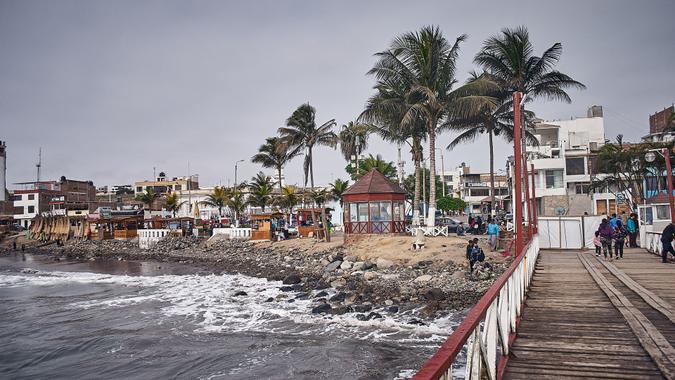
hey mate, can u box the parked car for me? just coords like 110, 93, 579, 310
437, 217, 462, 232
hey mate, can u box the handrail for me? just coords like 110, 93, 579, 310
413, 234, 540, 380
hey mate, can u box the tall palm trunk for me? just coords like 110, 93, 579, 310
277, 165, 283, 195
355, 145, 360, 176
489, 127, 495, 216
427, 118, 437, 227
307, 147, 327, 241
412, 148, 422, 227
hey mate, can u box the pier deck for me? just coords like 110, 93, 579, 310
504, 249, 675, 379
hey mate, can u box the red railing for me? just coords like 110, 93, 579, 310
413, 234, 539, 380
345, 221, 406, 234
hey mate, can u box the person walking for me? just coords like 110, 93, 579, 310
598, 219, 614, 260
660, 222, 675, 263
609, 213, 618, 229
487, 219, 499, 251
593, 231, 602, 257
466, 240, 475, 271
626, 213, 638, 248
613, 225, 627, 259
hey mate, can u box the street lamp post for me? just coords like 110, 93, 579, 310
646, 148, 675, 222
436, 148, 446, 198
233, 159, 244, 227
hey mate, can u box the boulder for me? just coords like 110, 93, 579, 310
313, 290, 329, 298
311, 303, 332, 314
329, 292, 346, 302
330, 278, 347, 288
330, 305, 353, 315
351, 261, 366, 271
339, 261, 352, 270
386, 306, 399, 313
424, 288, 446, 301
414, 274, 433, 284
233, 291, 248, 297
375, 258, 395, 270
352, 303, 373, 313
279, 286, 294, 292
282, 273, 302, 285
325, 261, 343, 272
363, 271, 378, 281
344, 255, 358, 262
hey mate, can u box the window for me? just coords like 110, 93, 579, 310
641, 207, 653, 225
656, 205, 670, 220
393, 201, 403, 221
470, 189, 489, 197
545, 170, 563, 188
27, 206, 35, 214
566, 157, 585, 175
174, 185, 182, 191
27, 194, 35, 200
575, 183, 590, 194
136, 187, 142, 192
493, 188, 509, 196
444, 175, 453, 182
12, 195, 21, 201
357, 203, 369, 222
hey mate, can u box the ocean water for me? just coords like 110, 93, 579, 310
0, 254, 462, 380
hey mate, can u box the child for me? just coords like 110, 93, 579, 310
613, 225, 627, 259
593, 231, 602, 257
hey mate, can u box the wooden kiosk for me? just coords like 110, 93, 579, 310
250, 211, 285, 241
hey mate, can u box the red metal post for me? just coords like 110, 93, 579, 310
523, 154, 532, 239
513, 92, 523, 255
664, 148, 675, 223
530, 164, 538, 233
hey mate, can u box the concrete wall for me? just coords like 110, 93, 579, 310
540, 194, 592, 216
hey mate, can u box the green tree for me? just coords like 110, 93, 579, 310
339, 121, 371, 174
278, 185, 299, 224
165, 193, 187, 217
329, 179, 350, 208
135, 188, 159, 210
279, 103, 337, 232
437, 196, 466, 214
248, 172, 274, 212
251, 136, 299, 194
345, 154, 397, 180
367, 26, 495, 226
229, 190, 248, 225
403, 168, 443, 207
200, 186, 231, 217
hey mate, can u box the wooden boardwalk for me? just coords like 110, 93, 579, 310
504, 248, 675, 380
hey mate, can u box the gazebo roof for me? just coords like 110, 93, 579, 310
343, 169, 406, 196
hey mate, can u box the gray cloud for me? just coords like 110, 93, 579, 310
1, 0, 673, 188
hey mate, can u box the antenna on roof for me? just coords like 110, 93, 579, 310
36, 147, 42, 182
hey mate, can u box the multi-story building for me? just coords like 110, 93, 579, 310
440, 164, 465, 198
642, 105, 675, 143
440, 163, 509, 215
12, 182, 60, 228
514, 105, 628, 217
134, 172, 199, 196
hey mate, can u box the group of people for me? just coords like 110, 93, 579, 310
593, 212, 640, 260
465, 238, 486, 271
457, 217, 503, 251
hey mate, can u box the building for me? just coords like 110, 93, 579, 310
515, 105, 628, 217
12, 182, 60, 228
49, 176, 98, 215
642, 105, 675, 143
134, 172, 199, 196
440, 163, 509, 214
0, 140, 6, 202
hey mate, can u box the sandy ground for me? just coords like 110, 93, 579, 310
254, 232, 510, 268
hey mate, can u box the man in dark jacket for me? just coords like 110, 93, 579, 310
660, 222, 675, 263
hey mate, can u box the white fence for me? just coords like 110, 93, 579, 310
538, 216, 603, 249
138, 229, 171, 249
415, 235, 540, 379
407, 226, 449, 237
212, 227, 252, 239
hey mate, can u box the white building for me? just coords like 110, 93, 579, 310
12, 183, 60, 228
441, 163, 509, 215
514, 106, 628, 217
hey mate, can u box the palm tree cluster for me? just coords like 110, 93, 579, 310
360, 25, 584, 224
248, 25, 584, 229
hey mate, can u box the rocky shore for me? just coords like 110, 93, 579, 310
1, 235, 510, 321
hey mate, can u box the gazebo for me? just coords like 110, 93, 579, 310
342, 169, 407, 235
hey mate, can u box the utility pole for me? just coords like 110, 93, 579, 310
436, 148, 446, 197
397, 144, 405, 186
36, 148, 42, 182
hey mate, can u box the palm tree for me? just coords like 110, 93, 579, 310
329, 179, 350, 208
446, 72, 539, 211
200, 186, 231, 217
279, 103, 337, 234
360, 82, 427, 226
368, 26, 495, 226
135, 188, 159, 210
248, 172, 274, 212
474, 26, 586, 103
279, 103, 338, 188
165, 193, 187, 217
229, 190, 248, 225
251, 137, 299, 194
354, 154, 398, 180
278, 185, 299, 225
311, 188, 331, 242
339, 121, 370, 174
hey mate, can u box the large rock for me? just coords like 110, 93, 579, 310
414, 274, 433, 284
376, 258, 395, 270
311, 303, 332, 314
339, 261, 352, 270
424, 288, 446, 301
325, 261, 343, 272
282, 273, 302, 285
329, 292, 346, 302
330, 278, 347, 288
344, 255, 358, 262
363, 271, 378, 281
351, 261, 366, 271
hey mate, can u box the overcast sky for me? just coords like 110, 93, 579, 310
1, 0, 674, 189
